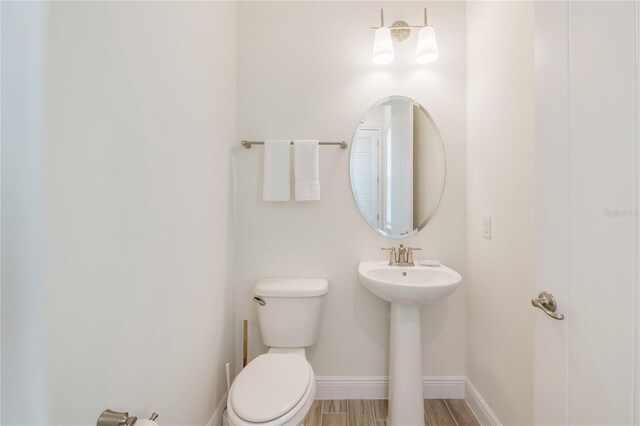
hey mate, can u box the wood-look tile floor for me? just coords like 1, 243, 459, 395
304, 399, 480, 426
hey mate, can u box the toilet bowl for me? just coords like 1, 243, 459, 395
227, 279, 328, 426
227, 349, 316, 426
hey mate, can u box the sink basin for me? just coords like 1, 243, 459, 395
358, 261, 461, 306
358, 260, 462, 426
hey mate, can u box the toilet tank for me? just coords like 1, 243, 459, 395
254, 278, 328, 348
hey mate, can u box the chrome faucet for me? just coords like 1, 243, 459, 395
381, 244, 422, 266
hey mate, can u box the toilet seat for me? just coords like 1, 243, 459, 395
228, 353, 316, 426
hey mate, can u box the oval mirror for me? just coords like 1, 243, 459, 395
349, 96, 445, 238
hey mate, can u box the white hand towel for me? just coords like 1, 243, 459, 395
263, 140, 291, 201
294, 140, 320, 201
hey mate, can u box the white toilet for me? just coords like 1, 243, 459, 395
227, 278, 328, 426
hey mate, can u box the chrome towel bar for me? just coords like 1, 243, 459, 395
241, 140, 348, 149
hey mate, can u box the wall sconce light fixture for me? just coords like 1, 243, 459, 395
371, 8, 438, 65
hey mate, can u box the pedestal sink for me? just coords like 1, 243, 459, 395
358, 261, 462, 426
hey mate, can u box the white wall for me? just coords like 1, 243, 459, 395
3, 2, 237, 424
413, 110, 445, 227
234, 1, 467, 379
1, 2, 49, 423
466, 2, 535, 425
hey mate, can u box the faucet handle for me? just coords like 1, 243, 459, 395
381, 247, 397, 265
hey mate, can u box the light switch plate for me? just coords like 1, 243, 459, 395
483, 215, 492, 239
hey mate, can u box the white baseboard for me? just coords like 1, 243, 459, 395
464, 378, 501, 426
206, 390, 228, 426
422, 376, 466, 399
314, 376, 466, 400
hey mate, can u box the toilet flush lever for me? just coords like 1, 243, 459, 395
253, 296, 266, 306
531, 291, 565, 320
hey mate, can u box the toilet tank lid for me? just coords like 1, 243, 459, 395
254, 278, 328, 297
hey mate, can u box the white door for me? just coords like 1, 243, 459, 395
351, 128, 380, 224
381, 100, 414, 236
535, 2, 639, 425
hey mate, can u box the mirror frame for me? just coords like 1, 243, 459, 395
349, 95, 446, 239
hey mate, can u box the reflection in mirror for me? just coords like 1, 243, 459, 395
349, 96, 445, 239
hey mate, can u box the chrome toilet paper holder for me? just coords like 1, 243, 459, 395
97, 409, 158, 426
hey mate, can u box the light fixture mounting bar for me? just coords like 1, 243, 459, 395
370, 8, 431, 30
369, 25, 423, 30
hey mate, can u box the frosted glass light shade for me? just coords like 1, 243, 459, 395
416, 25, 438, 64
373, 27, 394, 65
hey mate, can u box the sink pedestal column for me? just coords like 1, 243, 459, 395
388, 303, 424, 426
